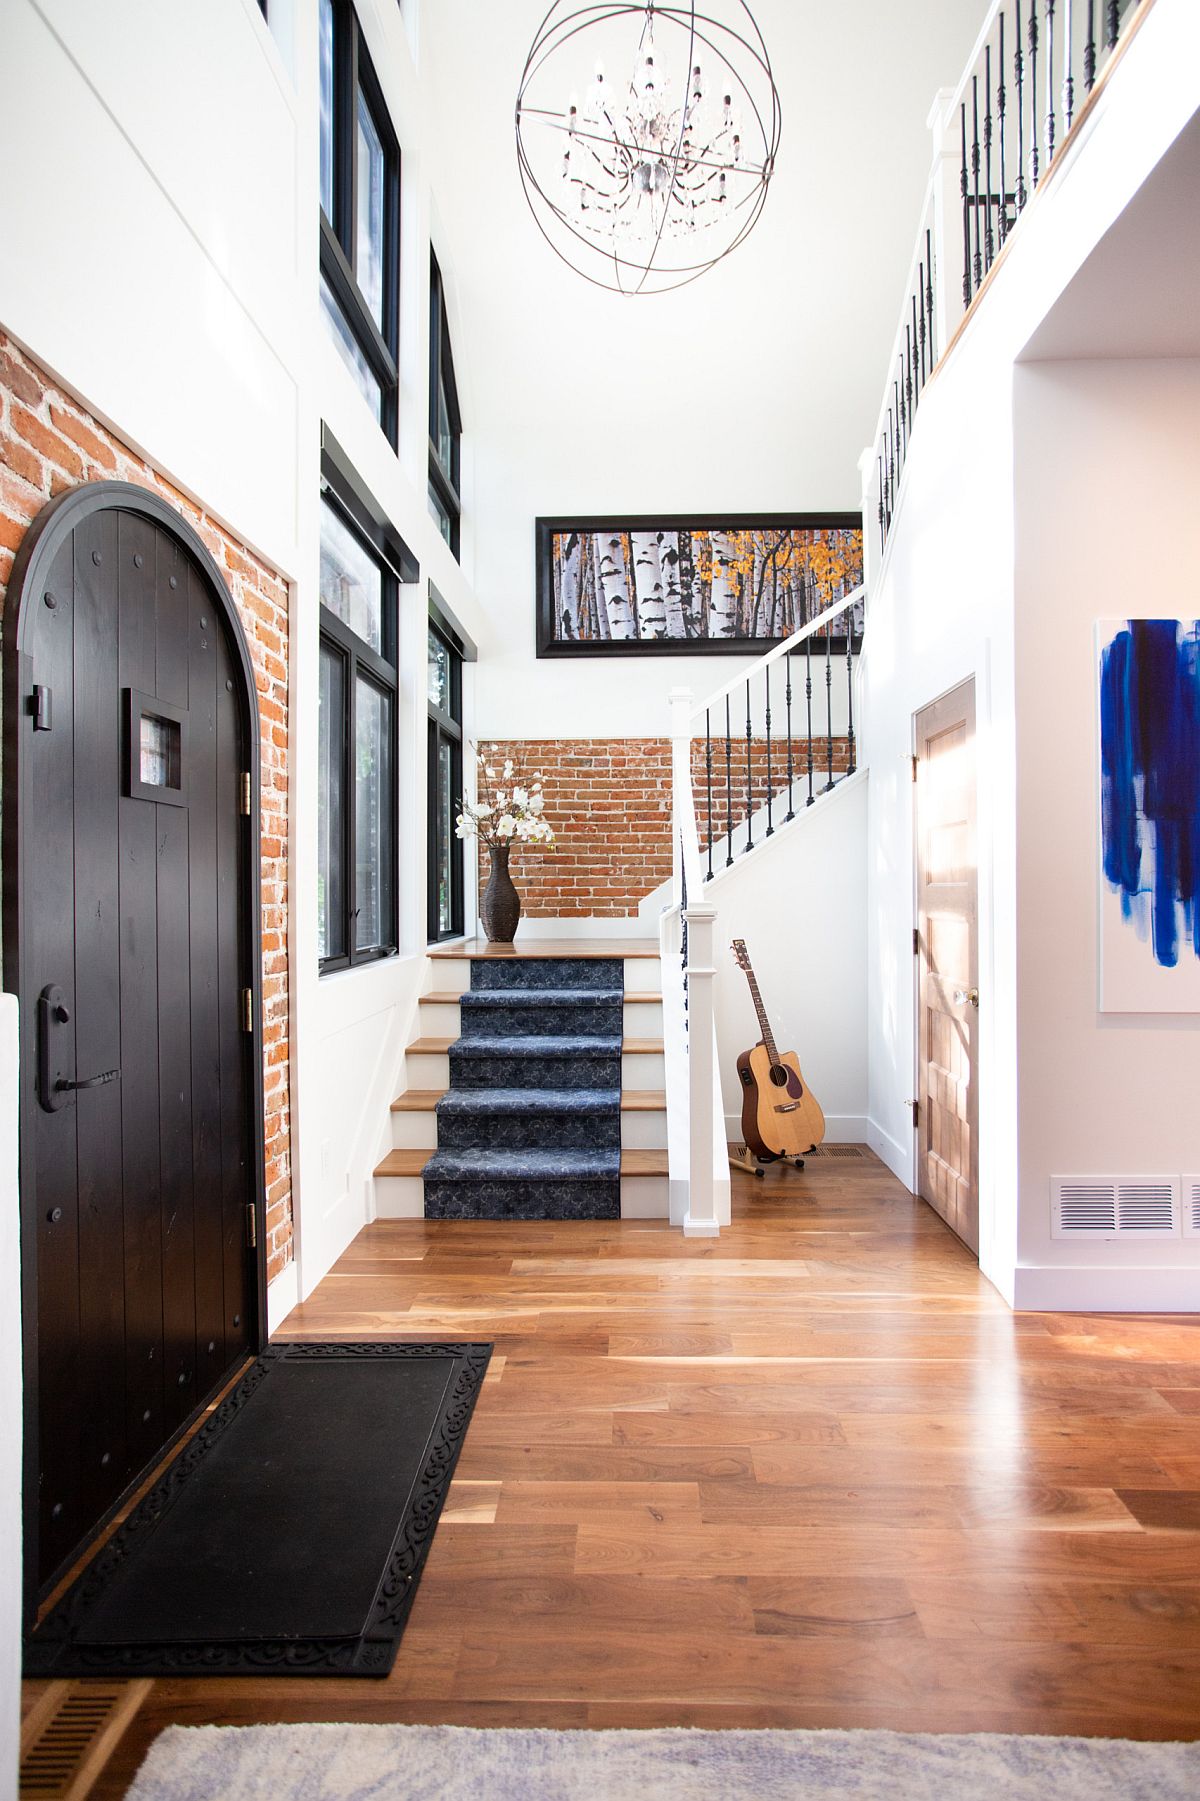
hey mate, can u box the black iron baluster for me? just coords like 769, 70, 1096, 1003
823, 624, 834, 793
998, 12, 1009, 244
1023, 1, 1030, 190
1084, 0, 1096, 89
704, 707, 713, 881
805, 632, 815, 806
971, 76, 983, 291
1015, 1, 1028, 211
1106, 0, 1119, 52
764, 666, 775, 837
915, 284, 925, 391
1045, 0, 1057, 167
1063, 0, 1075, 130
905, 325, 914, 431
984, 46, 995, 271
744, 679, 754, 854
846, 609, 856, 776
724, 694, 733, 867
925, 229, 935, 362
876, 452, 885, 553
886, 407, 895, 524
785, 654, 795, 821
894, 378, 903, 482
960, 101, 972, 305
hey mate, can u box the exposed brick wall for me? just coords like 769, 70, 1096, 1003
479, 735, 854, 918
0, 331, 294, 1283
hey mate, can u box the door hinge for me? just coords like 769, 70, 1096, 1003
31, 684, 53, 731
241, 988, 253, 1033
911, 753, 919, 783
246, 1204, 257, 1249
913, 927, 920, 956
240, 772, 251, 816
908, 1098, 921, 1129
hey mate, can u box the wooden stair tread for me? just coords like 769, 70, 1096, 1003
391, 1088, 446, 1112
428, 938, 660, 960
422, 989, 661, 1006
623, 1038, 665, 1054
408, 1036, 455, 1054
620, 1149, 669, 1175
375, 1148, 433, 1178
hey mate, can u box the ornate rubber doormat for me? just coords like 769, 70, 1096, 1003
25, 1341, 492, 1678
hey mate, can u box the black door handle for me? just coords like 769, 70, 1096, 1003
55, 1069, 120, 1093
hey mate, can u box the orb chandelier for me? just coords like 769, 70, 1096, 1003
515, 2, 781, 296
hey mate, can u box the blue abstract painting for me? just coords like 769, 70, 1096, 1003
1098, 618, 1200, 1012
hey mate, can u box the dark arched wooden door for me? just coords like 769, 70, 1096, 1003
3, 483, 266, 1601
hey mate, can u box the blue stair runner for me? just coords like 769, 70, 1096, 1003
422, 958, 623, 1221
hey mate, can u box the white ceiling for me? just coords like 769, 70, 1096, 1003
1021, 108, 1200, 362
422, 1, 987, 513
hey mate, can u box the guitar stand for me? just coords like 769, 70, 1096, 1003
728, 1143, 809, 1179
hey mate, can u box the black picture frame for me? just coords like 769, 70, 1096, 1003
535, 513, 864, 658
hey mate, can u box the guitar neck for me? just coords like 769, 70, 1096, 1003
742, 965, 780, 1065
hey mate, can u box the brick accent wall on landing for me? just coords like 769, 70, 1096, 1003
479, 736, 854, 918
0, 331, 294, 1282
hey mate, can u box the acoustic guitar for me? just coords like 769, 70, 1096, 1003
731, 938, 825, 1165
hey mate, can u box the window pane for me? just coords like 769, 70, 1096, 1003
428, 480, 453, 548
427, 629, 451, 711
319, 0, 334, 219
355, 678, 393, 952
318, 640, 346, 962
437, 736, 454, 934
436, 361, 455, 475
356, 91, 386, 331
320, 277, 382, 422
320, 500, 383, 654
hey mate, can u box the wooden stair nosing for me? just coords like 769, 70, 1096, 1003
421, 989, 662, 1006
392, 1087, 667, 1114
374, 1147, 668, 1180
407, 1036, 664, 1057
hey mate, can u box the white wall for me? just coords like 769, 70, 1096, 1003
421, 0, 987, 744
861, 0, 1200, 1309
0, 0, 492, 1309
0, 998, 20, 1801
1012, 358, 1200, 1309
707, 773, 869, 1144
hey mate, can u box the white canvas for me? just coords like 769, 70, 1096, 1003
1097, 618, 1200, 1013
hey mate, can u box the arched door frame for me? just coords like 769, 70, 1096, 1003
2, 480, 268, 1608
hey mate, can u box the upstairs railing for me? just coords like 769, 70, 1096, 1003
872, 0, 1146, 554
660, 582, 867, 1235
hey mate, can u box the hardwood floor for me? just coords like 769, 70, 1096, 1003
50, 1152, 1200, 1794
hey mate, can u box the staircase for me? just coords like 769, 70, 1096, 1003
374, 942, 668, 1220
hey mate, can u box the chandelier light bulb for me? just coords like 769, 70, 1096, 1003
515, 1, 781, 296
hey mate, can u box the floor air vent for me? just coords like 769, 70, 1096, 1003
807, 1144, 867, 1159
1051, 1176, 1180, 1241
1184, 1176, 1200, 1239
19, 1679, 150, 1799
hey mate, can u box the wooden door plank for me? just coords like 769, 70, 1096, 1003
215, 605, 251, 1363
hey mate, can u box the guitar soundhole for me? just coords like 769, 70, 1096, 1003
768, 1065, 789, 1088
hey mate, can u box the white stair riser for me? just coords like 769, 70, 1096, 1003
624, 959, 661, 993
430, 957, 661, 998
620, 1176, 670, 1218
418, 1000, 661, 1038
391, 1107, 668, 1152
375, 1173, 667, 1221
623, 1052, 665, 1089
374, 1176, 426, 1219
430, 960, 471, 997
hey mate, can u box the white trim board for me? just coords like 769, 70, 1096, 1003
267, 1260, 300, 1336
1013, 1264, 1200, 1313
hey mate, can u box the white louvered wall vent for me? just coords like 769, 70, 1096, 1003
1183, 1176, 1200, 1240
1050, 1176, 1180, 1241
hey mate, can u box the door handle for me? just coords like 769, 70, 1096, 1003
953, 987, 979, 1008
56, 1069, 120, 1093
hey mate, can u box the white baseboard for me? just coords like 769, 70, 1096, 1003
724, 1113, 869, 1146
867, 1115, 914, 1188
1013, 1264, 1200, 1313
267, 1260, 299, 1336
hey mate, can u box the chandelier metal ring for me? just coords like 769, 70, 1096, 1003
515, 2, 782, 296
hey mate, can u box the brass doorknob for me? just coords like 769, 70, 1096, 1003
953, 987, 980, 1008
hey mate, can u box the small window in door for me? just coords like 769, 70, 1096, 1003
125, 689, 188, 806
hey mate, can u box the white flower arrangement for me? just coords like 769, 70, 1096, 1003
456, 747, 557, 851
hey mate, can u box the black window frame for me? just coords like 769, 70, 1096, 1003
318, 490, 400, 974
427, 618, 465, 943
320, 0, 401, 447
428, 252, 462, 559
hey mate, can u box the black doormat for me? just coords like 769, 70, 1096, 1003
24, 1340, 491, 1679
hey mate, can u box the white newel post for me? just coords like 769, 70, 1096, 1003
682, 904, 719, 1238
927, 85, 965, 360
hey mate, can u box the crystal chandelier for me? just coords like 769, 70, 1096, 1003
515, 3, 781, 296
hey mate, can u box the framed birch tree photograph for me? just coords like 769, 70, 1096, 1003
535, 514, 864, 656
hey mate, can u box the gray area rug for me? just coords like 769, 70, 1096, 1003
126, 1723, 1200, 1800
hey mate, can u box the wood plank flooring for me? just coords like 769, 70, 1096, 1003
51, 1153, 1200, 1794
